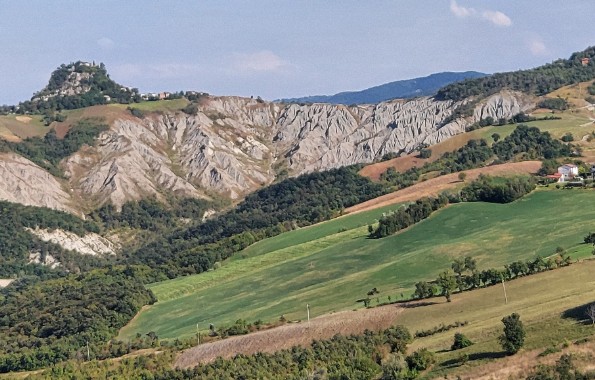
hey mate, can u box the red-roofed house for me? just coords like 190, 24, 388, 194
545, 172, 564, 182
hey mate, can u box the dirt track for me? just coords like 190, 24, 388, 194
346, 161, 541, 215
175, 304, 402, 368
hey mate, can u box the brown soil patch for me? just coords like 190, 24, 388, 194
15, 116, 32, 123
175, 304, 402, 368
347, 161, 541, 214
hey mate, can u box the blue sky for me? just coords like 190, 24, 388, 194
1, 1, 594, 104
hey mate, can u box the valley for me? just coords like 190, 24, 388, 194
0, 46, 594, 379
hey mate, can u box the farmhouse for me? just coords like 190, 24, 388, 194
558, 164, 578, 178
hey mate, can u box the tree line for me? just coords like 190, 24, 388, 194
435, 46, 595, 101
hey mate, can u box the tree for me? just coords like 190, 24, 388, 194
586, 303, 595, 325
458, 172, 467, 182
451, 332, 473, 350
418, 148, 432, 159
405, 348, 435, 372
384, 326, 412, 354
413, 281, 434, 299
499, 313, 525, 354
437, 270, 457, 302
491, 133, 500, 142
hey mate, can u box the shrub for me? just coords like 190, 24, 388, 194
561, 132, 574, 142
499, 313, 525, 354
451, 332, 474, 350
406, 348, 435, 371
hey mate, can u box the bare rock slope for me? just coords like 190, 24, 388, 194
1, 91, 534, 211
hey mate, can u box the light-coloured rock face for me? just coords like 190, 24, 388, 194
28, 252, 60, 268
0, 279, 14, 288
0, 153, 76, 213
473, 91, 535, 121
26, 227, 119, 256
1, 91, 535, 212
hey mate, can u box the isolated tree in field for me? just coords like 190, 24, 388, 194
491, 132, 500, 142
458, 172, 467, 182
499, 313, 525, 354
437, 270, 457, 302
451, 332, 473, 350
586, 303, 595, 325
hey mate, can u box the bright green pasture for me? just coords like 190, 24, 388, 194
234, 203, 403, 260
120, 189, 595, 340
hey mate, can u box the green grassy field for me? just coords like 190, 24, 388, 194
0, 115, 47, 139
119, 189, 595, 340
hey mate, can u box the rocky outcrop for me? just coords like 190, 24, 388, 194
0, 153, 76, 213
26, 227, 119, 256
473, 91, 535, 122
1, 91, 535, 212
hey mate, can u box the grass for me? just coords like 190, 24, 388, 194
119, 189, 595, 340
399, 260, 595, 378
0, 114, 47, 139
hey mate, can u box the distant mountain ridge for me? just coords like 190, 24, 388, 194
277, 71, 487, 105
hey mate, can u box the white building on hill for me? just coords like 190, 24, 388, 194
558, 164, 578, 178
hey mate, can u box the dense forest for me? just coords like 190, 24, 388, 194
435, 46, 595, 101
91, 196, 216, 234
0, 118, 108, 176
0, 201, 103, 277
460, 175, 536, 203
0, 268, 156, 373
492, 124, 573, 160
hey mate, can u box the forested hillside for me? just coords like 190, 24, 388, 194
435, 46, 595, 101
126, 166, 388, 279
0, 268, 156, 372
0, 201, 102, 277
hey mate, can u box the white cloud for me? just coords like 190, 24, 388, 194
97, 37, 115, 50
481, 10, 512, 27
450, 1, 512, 27
528, 38, 547, 56
450, 0, 475, 18
231, 50, 290, 73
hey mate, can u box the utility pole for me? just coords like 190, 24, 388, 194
502, 278, 508, 304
